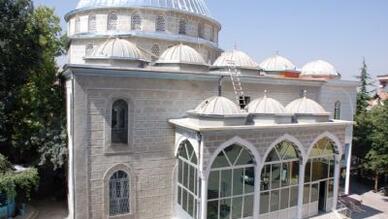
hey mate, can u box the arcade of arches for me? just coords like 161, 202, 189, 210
175, 137, 339, 219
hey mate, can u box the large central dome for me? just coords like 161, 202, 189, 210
76, 0, 211, 17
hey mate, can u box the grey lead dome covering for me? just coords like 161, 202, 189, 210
76, 0, 211, 17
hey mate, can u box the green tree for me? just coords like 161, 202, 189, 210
363, 102, 388, 191
1, 0, 66, 173
353, 59, 374, 163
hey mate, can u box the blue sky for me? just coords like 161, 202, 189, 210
33, 0, 388, 81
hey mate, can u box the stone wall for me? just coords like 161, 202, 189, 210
71, 74, 355, 219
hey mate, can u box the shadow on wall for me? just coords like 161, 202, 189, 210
351, 204, 383, 219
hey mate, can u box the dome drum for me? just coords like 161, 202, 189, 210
186, 111, 248, 127
292, 113, 330, 123
249, 113, 292, 125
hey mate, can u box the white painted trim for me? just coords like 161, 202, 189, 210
174, 135, 199, 159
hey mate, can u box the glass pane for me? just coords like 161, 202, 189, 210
290, 186, 298, 207
311, 183, 319, 202
178, 160, 183, 184
271, 164, 281, 189
220, 169, 232, 198
290, 161, 299, 185
224, 145, 242, 165
207, 201, 219, 219
243, 195, 254, 217
182, 190, 188, 211
303, 184, 310, 204
186, 143, 194, 159
219, 199, 231, 219
233, 168, 244, 196
276, 142, 289, 159
266, 149, 280, 162
270, 190, 279, 212
260, 192, 270, 214
305, 161, 311, 183
212, 151, 230, 168
191, 154, 198, 164
329, 159, 335, 178
183, 162, 189, 188
328, 180, 334, 198
244, 167, 255, 193
231, 197, 243, 219
177, 187, 181, 205
261, 165, 271, 191
179, 144, 188, 159
188, 194, 194, 217
236, 149, 253, 165
281, 163, 290, 187
322, 140, 335, 155
208, 171, 219, 199
283, 143, 298, 159
189, 166, 195, 192
280, 188, 290, 209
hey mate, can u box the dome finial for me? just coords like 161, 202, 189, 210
303, 90, 307, 98
264, 90, 268, 97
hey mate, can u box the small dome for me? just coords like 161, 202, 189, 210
157, 44, 206, 65
246, 92, 286, 114
89, 38, 147, 61
259, 54, 296, 71
286, 94, 328, 114
213, 50, 258, 69
194, 96, 241, 115
301, 60, 339, 78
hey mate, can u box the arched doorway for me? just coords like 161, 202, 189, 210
303, 138, 337, 217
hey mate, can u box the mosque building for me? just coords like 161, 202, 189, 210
63, 1, 357, 219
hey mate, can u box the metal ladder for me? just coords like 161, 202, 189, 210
226, 60, 246, 108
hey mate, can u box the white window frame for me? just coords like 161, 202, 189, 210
155, 15, 166, 32
88, 14, 96, 32
107, 12, 118, 31
131, 13, 142, 31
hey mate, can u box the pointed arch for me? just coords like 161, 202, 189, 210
261, 134, 306, 168
205, 136, 260, 177
307, 131, 342, 159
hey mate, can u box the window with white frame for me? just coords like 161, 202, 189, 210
198, 22, 204, 39
178, 19, 187, 35
107, 12, 118, 31
75, 17, 81, 33
109, 170, 130, 216
88, 14, 96, 32
207, 144, 255, 219
177, 140, 199, 218
156, 15, 166, 32
131, 14, 141, 30
111, 99, 128, 144
303, 138, 335, 212
260, 141, 299, 215
85, 44, 94, 57
334, 101, 341, 120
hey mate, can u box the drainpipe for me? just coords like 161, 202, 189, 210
218, 76, 224, 96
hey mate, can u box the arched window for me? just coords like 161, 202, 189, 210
198, 22, 204, 38
177, 140, 199, 218
208, 144, 255, 218
111, 100, 128, 144
304, 138, 336, 216
107, 12, 118, 31
178, 19, 187, 35
109, 170, 130, 216
85, 44, 94, 56
88, 14, 96, 32
131, 14, 141, 30
75, 17, 81, 33
334, 101, 341, 120
151, 44, 160, 61
155, 16, 165, 32
260, 141, 300, 216
210, 27, 215, 42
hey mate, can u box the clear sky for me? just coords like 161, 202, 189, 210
33, 0, 388, 81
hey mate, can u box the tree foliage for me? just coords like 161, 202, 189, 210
0, 0, 66, 170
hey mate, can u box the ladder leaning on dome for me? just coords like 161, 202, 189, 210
226, 60, 247, 109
